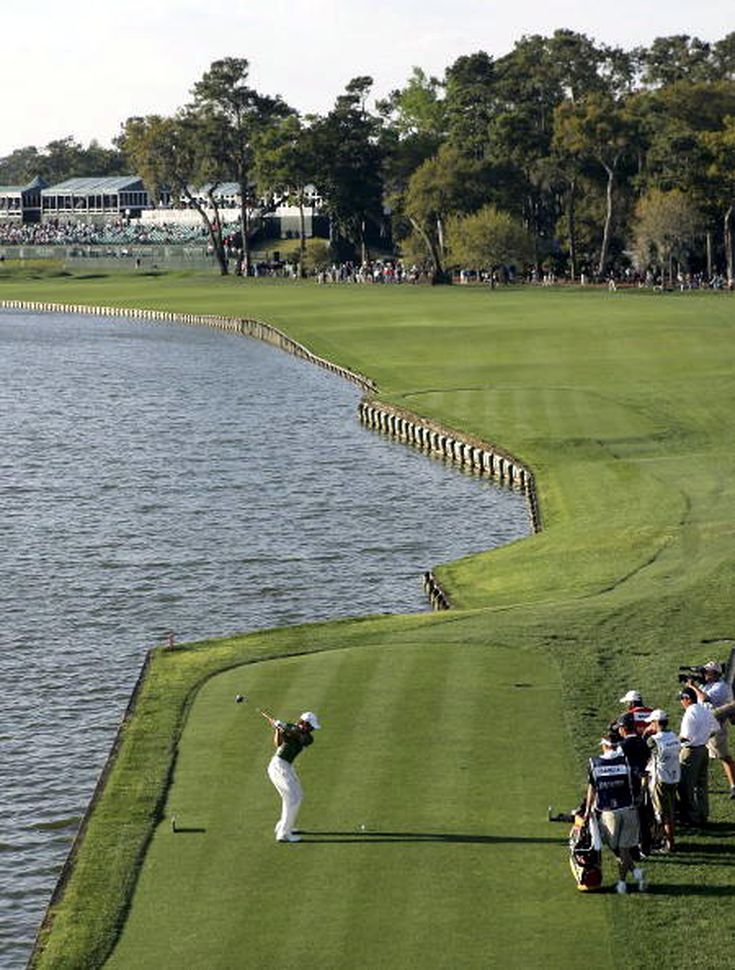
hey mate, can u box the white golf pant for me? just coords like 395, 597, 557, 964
267, 755, 303, 840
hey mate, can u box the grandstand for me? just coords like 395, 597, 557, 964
0, 177, 47, 223
143, 182, 325, 238
0, 173, 330, 258
41, 176, 148, 221
0, 174, 326, 238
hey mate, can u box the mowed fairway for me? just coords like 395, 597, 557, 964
106, 638, 609, 970
6, 276, 734, 969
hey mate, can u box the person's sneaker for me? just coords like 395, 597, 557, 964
615, 880, 627, 894
632, 868, 646, 892
277, 834, 302, 843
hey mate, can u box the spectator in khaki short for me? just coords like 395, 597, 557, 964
585, 733, 645, 894
645, 709, 681, 853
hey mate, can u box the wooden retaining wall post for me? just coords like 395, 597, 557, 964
357, 398, 541, 541
423, 571, 450, 610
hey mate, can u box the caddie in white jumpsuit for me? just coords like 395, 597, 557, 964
264, 711, 320, 843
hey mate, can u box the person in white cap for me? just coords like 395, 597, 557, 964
645, 709, 681, 853
619, 690, 653, 736
584, 732, 646, 894
261, 710, 321, 843
685, 662, 735, 799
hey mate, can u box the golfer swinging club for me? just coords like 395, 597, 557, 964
261, 709, 321, 843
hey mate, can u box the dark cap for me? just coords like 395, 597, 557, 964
617, 712, 636, 731
679, 687, 697, 702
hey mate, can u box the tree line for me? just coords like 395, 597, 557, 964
3, 30, 735, 282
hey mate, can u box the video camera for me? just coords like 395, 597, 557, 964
677, 665, 706, 685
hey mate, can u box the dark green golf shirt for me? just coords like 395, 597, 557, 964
276, 723, 314, 764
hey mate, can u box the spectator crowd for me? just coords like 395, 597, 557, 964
315, 260, 426, 284
569, 659, 735, 894
2, 219, 733, 290
0, 220, 210, 247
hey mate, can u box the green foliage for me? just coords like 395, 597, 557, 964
631, 81, 735, 204
253, 115, 312, 199
377, 66, 446, 142
395, 228, 432, 266
118, 115, 184, 204
444, 51, 496, 157
0, 145, 43, 184
118, 112, 230, 276
188, 58, 294, 273
379, 68, 448, 232
117, 60, 293, 276
404, 145, 492, 276
297, 237, 331, 272
252, 115, 317, 276
308, 78, 384, 260
642, 35, 720, 87
190, 58, 293, 197
446, 204, 533, 270
633, 188, 704, 279
0, 258, 69, 279
0, 137, 125, 185
553, 94, 640, 274
700, 115, 735, 278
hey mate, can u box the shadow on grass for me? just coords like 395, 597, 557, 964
676, 841, 735, 856
297, 830, 562, 845
646, 884, 735, 896
678, 820, 735, 836
674, 821, 735, 858
698, 821, 735, 836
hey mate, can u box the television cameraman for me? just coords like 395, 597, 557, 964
685, 661, 735, 800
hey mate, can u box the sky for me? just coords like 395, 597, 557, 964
1, 0, 733, 158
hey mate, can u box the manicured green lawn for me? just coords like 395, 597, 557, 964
106, 636, 607, 970
9, 274, 733, 969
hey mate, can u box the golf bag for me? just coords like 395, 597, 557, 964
568, 814, 603, 892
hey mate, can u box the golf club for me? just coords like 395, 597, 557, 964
234, 694, 277, 725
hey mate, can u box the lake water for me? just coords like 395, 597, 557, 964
0, 310, 530, 967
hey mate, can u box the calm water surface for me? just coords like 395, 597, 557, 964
0, 310, 530, 966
